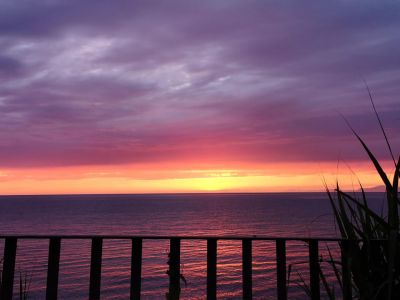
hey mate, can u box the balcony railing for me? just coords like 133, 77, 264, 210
0, 235, 353, 300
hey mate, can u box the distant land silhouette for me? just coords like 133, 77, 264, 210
360, 185, 386, 192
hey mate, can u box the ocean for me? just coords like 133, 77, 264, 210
0, 193, 385, 299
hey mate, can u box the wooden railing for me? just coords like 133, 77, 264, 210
0, 235, 352, 300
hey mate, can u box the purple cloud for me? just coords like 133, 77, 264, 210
0, 0, 399, 168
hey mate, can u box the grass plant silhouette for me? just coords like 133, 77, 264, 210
0, 260, 31, 300
324, 89, 399, 299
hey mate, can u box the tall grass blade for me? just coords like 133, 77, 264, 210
319, 265, 335, 299
363, 81, 397, 167
337, 190, 390, 232
341, 115, 392, 191
326, 246, 342, 291
296, 271, 311, 297
326, 186, 347, 237
392, 156, 399, 199
325, 89, 399, 299
387, 230, 397, 300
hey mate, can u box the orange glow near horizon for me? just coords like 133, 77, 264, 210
0, 160, 392, 195
1, 1, 399, 198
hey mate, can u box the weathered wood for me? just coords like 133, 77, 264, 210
168, 238, 181, 299
207, 239, 217, 300
0, 235, 368, 299
276, 239, 287, 300
309, 240, 320, 300
130, 238, 142, 300
0, 237, 17, 300
46, 237, 61, 300
242, 239, 252, 299
89, 238, 103, 300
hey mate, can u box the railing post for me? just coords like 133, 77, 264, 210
341, 240, 352, 300
309, 239, 320, 300
242, 239, 252, 299
168, 238, 181, 300
130, 238, 142, 300
46, 237, 61, 300
0, 237, 17, 300
89, 238, 103, 300
276, 239, 287, 300
207, 239, 217, 300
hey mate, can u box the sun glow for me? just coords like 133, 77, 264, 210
0, 161, 390, 195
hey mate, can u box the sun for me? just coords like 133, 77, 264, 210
190, 177, 236, 191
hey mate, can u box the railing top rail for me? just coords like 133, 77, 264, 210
0, 234, 378, 241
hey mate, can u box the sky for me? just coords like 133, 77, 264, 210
0, 0, 399, 194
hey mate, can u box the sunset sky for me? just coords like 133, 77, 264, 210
0, 1, 399, 194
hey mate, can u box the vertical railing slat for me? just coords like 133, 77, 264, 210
0, 237, 17, 300
0, 236, 360, 299
276, 239, 287, 300
309, 240, 320, 300
89, 238, 103, 300
130, 238, 142, 300
207, 239, 217, 300
341, 240, 352, 300
168, 238, 181, 299
46, 237, 61, 300
242, 239, 252, 299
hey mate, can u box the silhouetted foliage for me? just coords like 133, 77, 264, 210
325, 91, 399, 299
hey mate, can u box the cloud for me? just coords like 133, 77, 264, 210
0, 0, 399, 168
